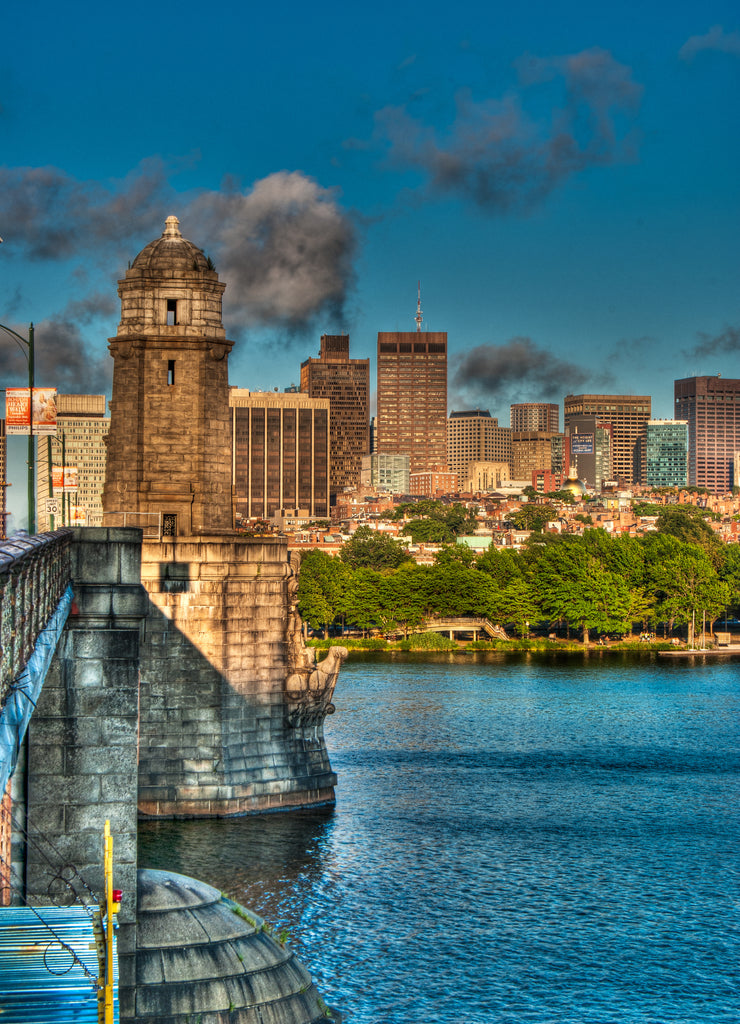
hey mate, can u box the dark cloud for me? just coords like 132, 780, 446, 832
34, 317, 111, 393
0, 159, 172, 261
63, 292, 117, 325
187, 171, 356, 330
679, 25, 740, 61
451, 337, 591, 405
0, 315, 111, 394
0, 163, 356, 334
372, 47, 642, 212
682, 324, 740, 361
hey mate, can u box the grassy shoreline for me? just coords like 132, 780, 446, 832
306, 636, 687, 655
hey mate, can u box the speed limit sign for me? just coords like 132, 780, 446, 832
45, 499, 60, 515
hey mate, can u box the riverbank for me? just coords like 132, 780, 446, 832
306, 635, 698, 655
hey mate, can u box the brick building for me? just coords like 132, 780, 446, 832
674, 376, 740, 493
300, 334, 369, 501
377, 330, 447, 473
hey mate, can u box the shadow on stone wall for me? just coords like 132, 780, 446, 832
138, 590, 344, 819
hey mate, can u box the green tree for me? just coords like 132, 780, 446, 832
534, 540, 632, 642
509, 503, 558, 533
476, 546, 523, 588
651, 545, 730, 637
402, 517, 452, 543
340, 525, 413, 569
297, 550, 350, 637
497, 577, 541, 637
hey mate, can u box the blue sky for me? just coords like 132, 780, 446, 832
1, 0, 739, 526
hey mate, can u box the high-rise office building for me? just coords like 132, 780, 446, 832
230, 389, 330, 521
674, 376, 740, 493
447, 411, 511, 481
376, 330, 447, 473
511, 403, 559, 433
300, 334, 369, 501
564, 394, 651, 485
564, 416, 612, 491
37, 394, 109, 531
645, 419, 689, 488
510, 431, 564, 482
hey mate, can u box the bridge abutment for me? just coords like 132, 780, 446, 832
24, 527, 146, 1016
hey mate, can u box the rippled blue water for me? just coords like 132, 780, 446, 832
139, 652, 740, 1023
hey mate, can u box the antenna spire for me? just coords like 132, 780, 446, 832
415, 281, 423, 332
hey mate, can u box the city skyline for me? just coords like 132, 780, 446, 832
1, 1, 738, 526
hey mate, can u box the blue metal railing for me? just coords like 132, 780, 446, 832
0, 531, 73, 710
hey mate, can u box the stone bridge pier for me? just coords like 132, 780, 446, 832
20, 527, 146, 1012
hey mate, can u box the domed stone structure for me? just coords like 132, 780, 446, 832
102, 218, 344, 821
562, 464, 587, 499
129, 869, 336, 1023
131, 215, 213, 275
104, 215, 233, 535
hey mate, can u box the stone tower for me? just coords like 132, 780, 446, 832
103, 218, 345, 818
104, 215, 233, 535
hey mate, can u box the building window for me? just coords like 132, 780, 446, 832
168, 360, 175, 386
166, 299, 177, 326
162, 513, 177, 537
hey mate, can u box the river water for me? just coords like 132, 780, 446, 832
138, 652, 740, 1023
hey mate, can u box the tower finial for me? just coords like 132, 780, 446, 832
415, 280, 423, 332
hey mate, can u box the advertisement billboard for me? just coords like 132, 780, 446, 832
70, 506, 87, 526
571, 433, 594, 455
5, 388, 57, 435
52, 466, 79, 493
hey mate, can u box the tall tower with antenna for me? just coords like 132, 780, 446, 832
376, 285, 448, 474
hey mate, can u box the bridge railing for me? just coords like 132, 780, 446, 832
0, 530, 73, 708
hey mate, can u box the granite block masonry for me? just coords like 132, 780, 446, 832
102, 215, 346, 817
24, 527, 146, 1014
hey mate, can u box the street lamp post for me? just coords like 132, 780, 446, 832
0, 322, 35, 533
47, 432, 67, 529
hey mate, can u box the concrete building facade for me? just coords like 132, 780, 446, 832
377, 331, 447, 473
447, 411, 512, 482
300, 334, 369, 501
464, 461, 510, 492
674, 376, 740, 493
36, 394, 109, 532
564, 393, 651, 485
511, 403, 559, 433
231, 389, 330, 523
645, 419, 689, 488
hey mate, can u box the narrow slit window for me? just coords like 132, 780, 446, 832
166, 299, 177, 325
168, 360, 175, 386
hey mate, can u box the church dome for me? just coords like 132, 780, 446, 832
131, 215, 212, 273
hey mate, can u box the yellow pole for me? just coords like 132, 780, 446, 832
104, 820, 114, 1024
